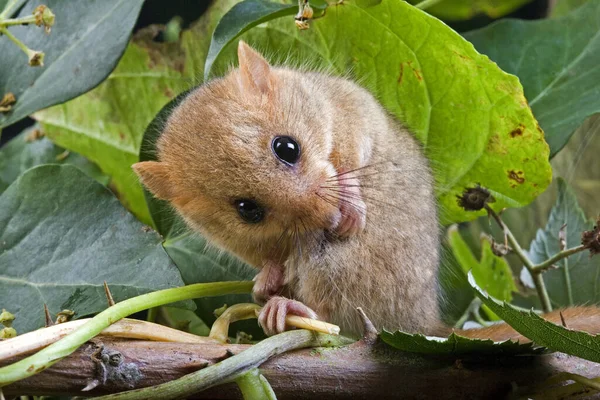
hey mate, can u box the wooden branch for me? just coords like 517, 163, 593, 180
3, 338, 600, 399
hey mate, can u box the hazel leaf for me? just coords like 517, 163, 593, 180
524, 178, 600, 306
0, 0, 144, 130
406, 0, 534, 21
468, 271, 600, 363
210, 0, 552, 224
465, 0, 600, 157
0, 165, 191, 334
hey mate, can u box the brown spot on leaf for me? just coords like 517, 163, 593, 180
536, 123, 543, 134
508, 170, 525, 185
510, 124, 525, 138
164, 87, 174, 98
119, 132, 125, 141
451, 50, 472, 61
412, 68, 422, 81
27, 365, 35, 372
397, 63, 404, 84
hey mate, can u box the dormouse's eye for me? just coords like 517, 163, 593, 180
235, 199, 265, 223
272, 136, 300, 166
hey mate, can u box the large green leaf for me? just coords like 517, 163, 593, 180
203, 0, 297, 81
469, 272, 600, 363
34, 33, 191, 225
464, 0, 600, 157
181, 0, 244, 82
33, 0, 241, 225
448, 225, 516, 320
209, 0, 551, 224
521, 179, 599, 307
550, 0, 589, 17
0, 125, 108, 193
381, 330, 541, 355
0, 165, 191, 334
406, 0, 533, 21
0, 0, 144, 130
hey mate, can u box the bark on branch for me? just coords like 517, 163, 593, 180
2, 338, 600, 399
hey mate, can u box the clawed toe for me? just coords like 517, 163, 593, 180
258, 296, 318, 336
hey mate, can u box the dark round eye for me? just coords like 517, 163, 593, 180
235, 199, 265, 223
272, 136, 300, 166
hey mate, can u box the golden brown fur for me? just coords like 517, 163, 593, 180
135, 42, 443, 337
134, 42, 600, 340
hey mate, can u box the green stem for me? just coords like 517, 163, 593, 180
485, 206, 553, 313
531, 272, 552, 313
0, 16, 36, 27
93, 330, 346, 400
415, 0, 445, 10
0, 281, 254, 387
531, 245, 587, 273
0, 0, 19, 19
236, 368, 277, 400
0, 26, 31, 58
563, 258, 574, 306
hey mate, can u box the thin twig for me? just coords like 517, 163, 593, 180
485, 205, 553, 313
531, 245, 587, 273
0, 0, 19, 19
0, 16, 36, 27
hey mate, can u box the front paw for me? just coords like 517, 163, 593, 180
258, 296, 318, 336
336, 197, 366, 238
252, 261, 284, 304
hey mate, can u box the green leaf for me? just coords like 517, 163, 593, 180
447, 225, 517, 319
204, 0, 297, 80
550, 0, 589, 17
33, 0, 240, 224
0, 165, 191, 334
210, 0, 551, 224
381, 329, 542, 355
523, 178, 599, 306
0, 125, 108, 194
0, 0, 27, 18
0, 0, 144, 130
464, 0, 600, 157
406, 0, 533, 21
140, 102, 260, 336
34, 33, 191, 225
469, 271, 600, 363
181, 0, 244, 82
164, 232, 259, 335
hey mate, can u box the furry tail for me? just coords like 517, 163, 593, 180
454, 307, 600, 342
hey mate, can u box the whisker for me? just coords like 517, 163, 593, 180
326, 161, 389, 180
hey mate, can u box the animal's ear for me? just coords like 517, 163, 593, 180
132, 161, 175, 201
237, 40, 273, 94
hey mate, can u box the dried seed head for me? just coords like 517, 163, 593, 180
27, 50, 45, 67
0, 309, 15, 326
34, 5, 55, 34
582, 217, 600, 257
491, 239, 511, 257
457, 184, 495, 211
0, 92, 16, 112
56, 309, 75, 324
0, 327, 17, 338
